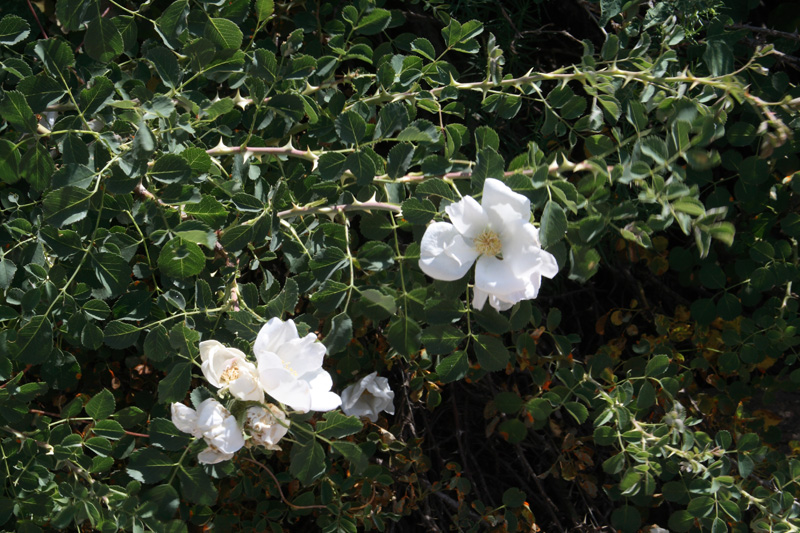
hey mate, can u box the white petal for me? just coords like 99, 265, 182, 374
302, 367, 333, 392
276, 334, 325, 376
258, 366, 296, 393
254, 318, 299, 357
197, 447, 234, 464
213, 416, 245, 454
481, 178, 531, 228
228, 373, 265, 402
419, 222, 479, 281
171, 403, 198, 435
309, 390, 342, 412
472, 287, 489, 311
445, 196, 489, 238
267, 379, 313, 413
474, 255, 529, 297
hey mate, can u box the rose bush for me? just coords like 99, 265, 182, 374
1, 0, 798, 531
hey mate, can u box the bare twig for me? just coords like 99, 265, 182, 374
242, 456, 329, 510
731, 23, 800, 42
25, 0, 48, 39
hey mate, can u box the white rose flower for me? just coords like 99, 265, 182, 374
254, 317, 342, 413
245, 404, 289, 450
171, 398, 245, 465
199, 340, 263, 402
419, 178, 559, 312
341, 372, 395, 423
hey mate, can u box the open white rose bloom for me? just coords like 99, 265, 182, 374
171, 399, 245, 464
245, 404, 289, 450
254, 317, 342, 413
341, 372, 395, 423
199, 340, 264, 402
419, 178, 559, 312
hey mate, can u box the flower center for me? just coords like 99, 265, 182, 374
281, 359, 298, 377
474, 228, 502, 257
220, 363, 240, 383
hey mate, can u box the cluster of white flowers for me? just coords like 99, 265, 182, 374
419, 178, 558, 311
172, 317, 395, 464
171, 178, 550, 465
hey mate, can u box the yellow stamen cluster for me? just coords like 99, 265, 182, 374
474, 228, 502, 257
220, 363, 241, 383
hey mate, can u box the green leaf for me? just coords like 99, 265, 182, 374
34, 38, 75, 78
85, 389, 115, 420
599, 0, 622, 26
43, 187, 94, 227
255, 0, 275, 20
155, 0, 188, 49
387, 316, 421, 356
397, 120, 439, 143
184, 196, 227, 228
146, 46, 181, 89
0, 91, 37, 134
495, 392, 522, 414
317, 411, 363, 439
422, 324, 464, 355
402, 198, 436, 225
79, 75, 115, 115
335, 111, 367, 145
91, 252, 131, 299
498, 419, 527, 444
323, 312, 352, 355
358, 241, 394, 271
127, 448, 174, 484
355, 8, 391, 35
204, 18, 243, 50
12, 315, 52, 365
18, 72, 65, 114
158, 363, 192, 404
672, 197, 705, 216
179, 467, 218, 505
704, 38, 733, 76
158, 238, 205, 278
150, 418, 191, 451
410, 38, 436, 60
687, 496, 715, 518
92, 419, 125, 440
289, 439, 326, 485
436, 350, 469, 383
540, 201, 567, 249
266, 278, 299, 317
150, 154, 191, 184
84, 17, 123, 62
668, 510, 695, 533
0, 140, 21, 184
331, 441, 368, 475
21, 142, 55, 191
345, 151, 376, 185
611, 505, 641, 533
311, 280, 349, 313
387, 143, 414, 179
563, 401, 589, 424
144, 325, 172, 362
356, 288, 397, 319
0, 14, 31, 45
103, 320, 140, 349
645, 354, 670, 377
471, 147, 505, 189
56, 0, 91, 32
474, 335, 509, 372
0, 258, 17, 290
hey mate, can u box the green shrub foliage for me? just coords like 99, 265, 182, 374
1, 0, 799, 531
